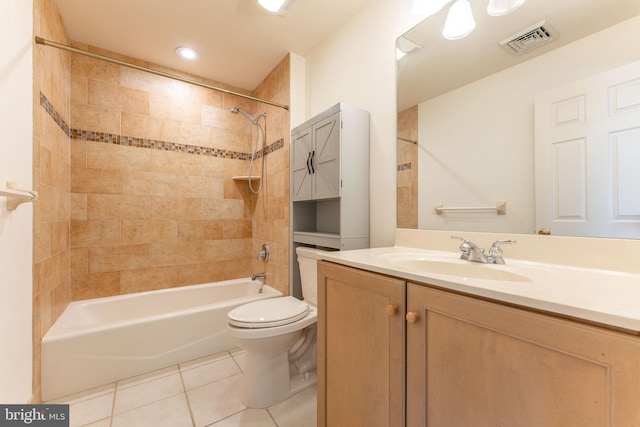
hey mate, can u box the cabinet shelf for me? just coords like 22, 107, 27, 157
293, 231, 341, 248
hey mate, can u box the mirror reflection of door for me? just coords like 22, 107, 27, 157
535, 61, 640, 238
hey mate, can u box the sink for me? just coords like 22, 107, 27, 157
380, 253, 531, 283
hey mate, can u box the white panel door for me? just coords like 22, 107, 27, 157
535, 61, 640, 238
292, 127, 313, 201
312, 112, 341, 200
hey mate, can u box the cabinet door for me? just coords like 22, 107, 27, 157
406, 283, 640, 426
318, 262, 405, 427
312, 112, 341, 200
291, 126, 313, 201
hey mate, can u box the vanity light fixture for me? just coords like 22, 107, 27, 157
258, 0, 295, 14
175, 46, 199, 60
487, 0, 526, 16
442, 0, 476, 40
411, 0, 526, 41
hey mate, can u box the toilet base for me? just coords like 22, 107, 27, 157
240, 354, 317, 409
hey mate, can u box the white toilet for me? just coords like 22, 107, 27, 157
226, 246, 326, 408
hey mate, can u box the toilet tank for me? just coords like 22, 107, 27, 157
295, 246, 330, 306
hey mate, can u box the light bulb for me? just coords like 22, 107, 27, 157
442, 0, 476, 40
175, 47, 199, 60
258, 0, 286, 13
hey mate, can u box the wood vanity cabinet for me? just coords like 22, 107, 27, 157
317, 261, 405, 427
318, 261, 640, 426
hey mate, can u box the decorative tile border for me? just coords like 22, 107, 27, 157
397, 162, 412, 171
40, 91, 283, 160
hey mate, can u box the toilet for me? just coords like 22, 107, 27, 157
226, 246, 326, 408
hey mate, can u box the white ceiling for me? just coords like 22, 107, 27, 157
397, 0, 640, 110
52, 0, 368, 91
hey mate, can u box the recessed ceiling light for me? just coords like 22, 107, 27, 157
175, 46, 199, 60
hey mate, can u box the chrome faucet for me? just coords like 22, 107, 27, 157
451, 236, 487, 263
451, 236, 516, 264
486, 239, 516, 264
251, 272, 266, 281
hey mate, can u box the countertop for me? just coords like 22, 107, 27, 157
319, 246, 640, 333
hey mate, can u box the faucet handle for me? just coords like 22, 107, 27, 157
451, 235, 475, 261
487, 239, 516, 264
489, 239, 516, 252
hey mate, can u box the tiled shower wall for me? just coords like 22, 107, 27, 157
33, 0, 72, 402
397, 105, 418, 229
68, 45, 290, 299
32, 0, 291, 401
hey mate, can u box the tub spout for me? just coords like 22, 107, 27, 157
251, 272, 266, 293
252, 272, 266, 281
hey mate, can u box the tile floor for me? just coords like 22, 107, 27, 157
46, 348, 317, 427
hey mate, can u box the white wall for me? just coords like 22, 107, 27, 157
302, 0, 422, 247
0, 0, 34, 403
418, 16, 640, 234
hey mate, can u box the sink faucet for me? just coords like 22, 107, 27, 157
451, 236, 517, 264
451, 236, 487, 263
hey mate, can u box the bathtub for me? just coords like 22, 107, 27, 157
41, 278, 281, 401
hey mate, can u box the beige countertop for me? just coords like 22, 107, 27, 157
320, 245, 640, 333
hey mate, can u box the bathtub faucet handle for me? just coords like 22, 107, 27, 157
257, 243, 269, 262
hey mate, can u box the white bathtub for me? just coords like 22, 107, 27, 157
41, 278, 281, 401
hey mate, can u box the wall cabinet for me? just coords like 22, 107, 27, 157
318, 261, 640, 426
290, 103, 369, 297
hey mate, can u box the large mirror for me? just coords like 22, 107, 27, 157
397, 0, 640, 238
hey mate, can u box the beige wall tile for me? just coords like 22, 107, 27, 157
72, 271, 121, 300
175, 262, 224, 287
122, 219, 178, 245
87, 79, 150, 115
88, 244, 151, 273
71, 220, 121, 248
150, 241, 203, 266
71, 102, 121, 134
71, 166, 122, 194
87, 194, 152, 220
86, 142, 151, 171
203, 238, 251, 262
150, 197, 201, 220
120, 267, 177, 294
71, 54, 120, 84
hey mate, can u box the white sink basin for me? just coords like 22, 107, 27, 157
380, 253, 531, 283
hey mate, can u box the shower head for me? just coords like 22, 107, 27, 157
230, 107, 266, 125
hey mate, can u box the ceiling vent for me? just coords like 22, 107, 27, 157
500, 20, 557, 55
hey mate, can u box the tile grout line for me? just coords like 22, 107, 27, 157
177, 360, 198, 427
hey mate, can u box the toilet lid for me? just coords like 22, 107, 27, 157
228, 297, 310, 328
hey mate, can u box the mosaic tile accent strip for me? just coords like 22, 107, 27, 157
40, 91, 284, 160
39, 91, 70, 137
397, 162, 412, 171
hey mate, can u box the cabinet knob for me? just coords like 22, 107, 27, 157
387, 304, 399, 316
406, 312, 419, 324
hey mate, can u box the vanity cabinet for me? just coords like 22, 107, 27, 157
318, 261, 640, 427
317, 261, 405, 427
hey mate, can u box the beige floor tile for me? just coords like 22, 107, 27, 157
181, 354, 241, 391
111, 393, 193, 427
114, 372, 184, 414
68, 392, 114, 427
187, 373, 246, 427
229, 349, 246, 372
210, 408, 277, 427
268, 387, 317, 427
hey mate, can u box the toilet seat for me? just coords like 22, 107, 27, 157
228, 296, 310, 328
